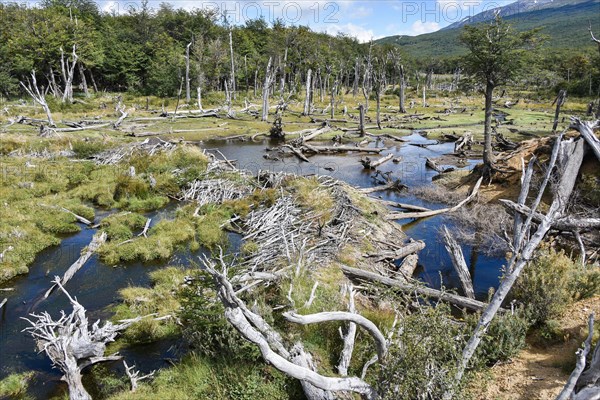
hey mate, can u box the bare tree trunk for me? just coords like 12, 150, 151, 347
359, 104, 365, 136
244, 55, 249, 96
399, 65, 406, 113
353, 58, 359, 98
197, 86, 203, 111
185, 42, 192, 103
262, 57, 273, 122
330, 80, 337, 119
88, 68, 98, 93
552, 89, 567, 132
422, 86, 426, 108
20, 71, 55, 127
61, 45, 78, 103
376, 88, 382, 130
77, 62, 89, 98
303, 69, 312, 116
448, 133, 585, 398
254, 69, 258, 97
483, 82, 496, 168
280, 47, 287, 97
229, 31, 236, 100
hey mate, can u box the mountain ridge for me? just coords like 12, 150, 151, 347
376, 0, 600, 58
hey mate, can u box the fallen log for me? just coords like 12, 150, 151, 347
370, 199, 431, 212
0, 297, 6, 310
138, 218, 151, 237
442, 226, 475, 299
39, 204, 93, 226
282, 145, 310, 162
360, 154, 393, 169
359, 180, 406, 194
571, 118, 600, 162
386, 177, 482, 220
342, 265, 492, 312
499, 200, 600, 231
366, 240, 425, 263
398, 254, 419, 279
44, 232, 107, 298
304, 145, 384, 154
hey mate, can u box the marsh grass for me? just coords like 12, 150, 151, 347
112, 266, 188, 343
0, 372, 33, 399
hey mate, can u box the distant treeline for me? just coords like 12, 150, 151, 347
0, 0, 598, 99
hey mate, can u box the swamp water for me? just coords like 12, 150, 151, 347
0, 133, 506, 397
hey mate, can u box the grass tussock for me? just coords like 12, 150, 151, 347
106, 353, 301, 400
98, 218, 195, 265
0, 372, 33, 399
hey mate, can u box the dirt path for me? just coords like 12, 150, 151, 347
472, 297, 600, 399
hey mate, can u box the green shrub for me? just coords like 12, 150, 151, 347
469, 309, 529, 366
377, 305, 467, 400
512, 248, 599, 326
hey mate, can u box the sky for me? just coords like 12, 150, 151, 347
97, 0, 518, 42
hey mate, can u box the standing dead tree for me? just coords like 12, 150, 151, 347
201, 252, 380, 400
262, 57, 274, 122
185, 42, 192, 103
60, 45, 78, 103
20, 71, 55, 127
447, 121, 594, 398
303, 69, 313, 116
552, 89, 567, 132
390, 49, 406, 114
23, 278, 149, 400
229, 31, 236, 101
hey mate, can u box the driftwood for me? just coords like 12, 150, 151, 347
282, 145, 310, 162
425, 158, 455, 174
23, 278, 152, 400
397, 254, 419, 280
371, 199, 431, 213
305, 145, 384, 154
499, 200, 600, 231
202, 254, 378, 400
442, 226, 475, 299
138, 219, 151, 237
386, 177, 483, 220
556, 314, 595, 400
455, 132, 473, 154
341, 265, 491, 312
360, 154, 393, 169
337, 285, 356, 377
572, 118, 600, 162
367, 240, 425, 263
123, 361, 155, 392
359, 180, 407, 194
0, 298, 6, 310
39, 204, 93, 226
44, 232, 107, 299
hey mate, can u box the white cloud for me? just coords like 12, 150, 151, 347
410, 20, 441, 35
323, 23, 375, 43
349, 6, 372, 18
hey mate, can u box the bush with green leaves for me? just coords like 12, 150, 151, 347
511, 247, 600, 326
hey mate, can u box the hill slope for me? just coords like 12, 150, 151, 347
376, 0, 600, 58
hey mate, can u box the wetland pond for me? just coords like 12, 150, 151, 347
0, 132, 506, 398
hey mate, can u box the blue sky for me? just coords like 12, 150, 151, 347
97, 0, 517, 41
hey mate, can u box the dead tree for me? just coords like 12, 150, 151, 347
552, 89, 567, 132
123, 361, 155, 392
23, 278, 149, 400
362, 42, 374, 111
590, 22, 600, 56
201, 252, 380, 400
20, 71, 56, 127
390, 49, 406, 114
330, 80, 338, 119
262, 57, 273, 122
77, 62, 89, 98
359, 104, 366, 136
447, 127, 589, 398
61, 45, 78, 103
185, 42, 192, 103
280, 47, 288, 97
303, 69, 313, 116
229, 31, 236, 100
353, 58, 360, 98
442, 226, 475, 299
